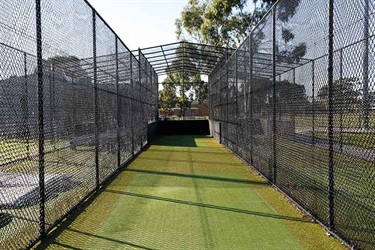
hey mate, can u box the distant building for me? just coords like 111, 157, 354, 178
171, 102, 209, 117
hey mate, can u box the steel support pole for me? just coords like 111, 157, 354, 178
272, 6, 277, 184
362, 0, 369, 130
115, 39, 121, 169
93, 10, 99, 189
35, 0, 45, 237
249, 36, 254, 166
24, 53, 30, 159
71, 76, 76, 137
50, 63, 56, 150
130, 53, 134, 157
312, 60, 315, 146
235, 50, 239, 150
339, 49, 343, 153
138, 48, 142, 147
328, 0, 335, 232
226, 54, 229, 131
219, 122, 222, 144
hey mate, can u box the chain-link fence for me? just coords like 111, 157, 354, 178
209, 0, 375, 249
0, 0, 158, 249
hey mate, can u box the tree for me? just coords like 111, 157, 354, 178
251, 78, 309, 115
159, 42, 211, 118
177, 0, 306, 60
175, 0, 307, 118
160, 67, 198, 118
276, 80, 309, 114
38, 56, 90, 84
317, 77, 361, 112
176, 0, 275, 48
159, 83, 177, 114
194, 80, 209, 106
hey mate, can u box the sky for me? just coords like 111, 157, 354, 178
87, 0, 186, 51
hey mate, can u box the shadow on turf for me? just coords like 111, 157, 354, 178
125, 169, 268, 186
152, 135, 211, 147
137, 157, 244, 167
105, 189, 312, 223
148, 148, 231, 155
50, 228, 156, 250
0, 213, 13, 228
34, 187, 155, 250
34, 146, 151, 250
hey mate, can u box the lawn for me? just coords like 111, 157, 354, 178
33, 135, 345, 250
295, 113, 375, 129
312, 131, 375, 150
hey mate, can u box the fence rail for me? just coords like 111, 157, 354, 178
209, 0, 375, 249
0, 0, 158, 249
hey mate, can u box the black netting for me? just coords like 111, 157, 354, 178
209, 0, 375, 249
0, 0, 158, 249
1, 0, 374, 249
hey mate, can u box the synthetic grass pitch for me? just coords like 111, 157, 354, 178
37, 135, 346, 250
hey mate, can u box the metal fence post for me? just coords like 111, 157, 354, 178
155, 71, 159, 121
362, 0, 369, 130
138, 48, 142, 147
219, 122, 222, 144
328, 0, 335, 232
35, 0, 45, 237
235, 50, 239, 150
249, 36, 254, 165
339, 49, 343, 153
50, 63, 56, 150
272, 6, 277, 184
226, 54, 229, 141
312, 60, 315, 146
23, 52, 30, 159
93, 10, 99, 189
130, 53, 134, 157
71, 76, 76, 137
115, 39, 121, 169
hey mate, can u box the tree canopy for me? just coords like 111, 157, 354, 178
159, 71, 198, 118
176, 0, 275, 48
159, 42, 209, 118
161, 0, 306, 118
317, 77, 361, 112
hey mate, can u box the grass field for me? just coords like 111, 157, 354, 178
295, 113, 375, 129
35, 135, 345, 250
312, 131, 375, 150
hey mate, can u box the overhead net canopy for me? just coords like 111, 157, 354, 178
133, 41, 311, 79
133, 41, 233, 76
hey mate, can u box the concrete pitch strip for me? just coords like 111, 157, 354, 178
0, 172, 79, 209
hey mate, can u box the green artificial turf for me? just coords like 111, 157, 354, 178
36, 135, 346, 250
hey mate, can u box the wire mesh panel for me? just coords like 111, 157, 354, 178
39, 0, 97, 231
131, 55, 142, 154
251, 13, 274, 180
0, 48, 41, 250
209, 0, 375, 248
275, 0, 330, 230
139, 53, 148, 147
332, 1, 375, 248
0, 1, 40, 249
235, 38, 251, 162
118, 42, 133, 164
95, 14, 118, 182
0, 0, 158, 249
